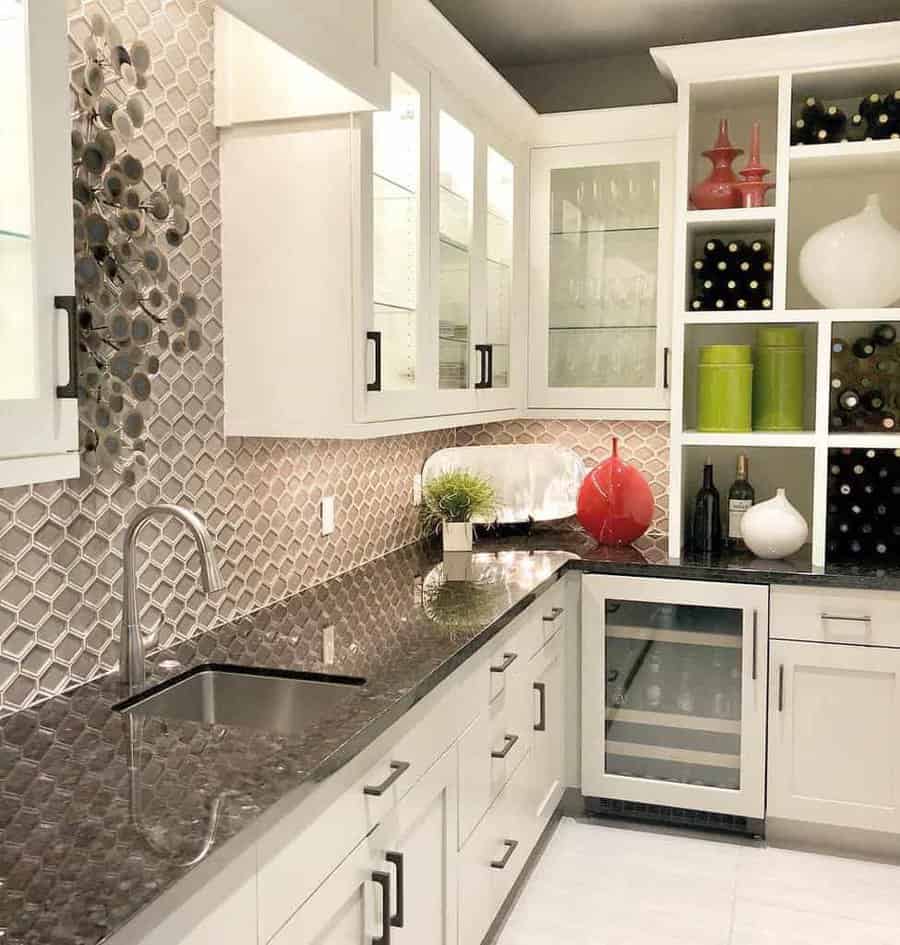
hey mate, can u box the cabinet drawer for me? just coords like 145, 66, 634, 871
771, 585, 900, 647
488, 667, 532, 803
535, 582, 567, 654
258, 680, 465, 943
487, 611, 538, 703
459, 749, 538, 945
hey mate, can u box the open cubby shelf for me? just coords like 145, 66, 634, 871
671, 58, 900, 568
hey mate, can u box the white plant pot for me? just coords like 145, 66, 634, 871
442, 521, 473, 553
799, 193, 900, 309
739, 488, 808, 560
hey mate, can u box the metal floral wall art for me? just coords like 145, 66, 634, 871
70, 11, 203, 486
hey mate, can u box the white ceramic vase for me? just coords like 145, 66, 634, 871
442, 521, 473, 552
799, 193, 900, 309
739, 489, 808, 560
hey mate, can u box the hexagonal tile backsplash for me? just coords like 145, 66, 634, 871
0, 0, 671, 717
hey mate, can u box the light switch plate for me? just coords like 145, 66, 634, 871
413, 473, 423, 506
321, 495, 335, 535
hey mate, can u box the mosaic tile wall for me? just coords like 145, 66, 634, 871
456, 419, 671, 546
0, 0, 454, 716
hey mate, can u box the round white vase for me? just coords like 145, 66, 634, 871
799, 193, 900, 309
740, 489, 808, 560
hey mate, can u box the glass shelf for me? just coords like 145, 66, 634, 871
374, 299, 415, 314
551, 225, 660, 236
374, 171, 415, 200
0, 228, 29, 241
549, 324, 656, 332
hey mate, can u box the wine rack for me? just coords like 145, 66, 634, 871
826, 447, 900, 561
689, 235, 774, 313
791, 92, 900, 146
830, 323, 900, 433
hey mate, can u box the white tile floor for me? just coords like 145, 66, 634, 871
496, 818, 900, 945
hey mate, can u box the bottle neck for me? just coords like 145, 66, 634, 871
735, 455, 748, 482
702, 464, 714, 489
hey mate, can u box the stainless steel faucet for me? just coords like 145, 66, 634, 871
120, 504, 224, 690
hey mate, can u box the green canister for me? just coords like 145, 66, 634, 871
697, 345, 753, 432
753, 327, 805, 431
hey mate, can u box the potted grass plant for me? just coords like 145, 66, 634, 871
421, 469, 497, 554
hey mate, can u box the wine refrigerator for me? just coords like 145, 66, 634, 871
581, 575, 768, 829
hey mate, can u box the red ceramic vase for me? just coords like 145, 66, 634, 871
690, 118, 743, 211
576, 437, 654, 546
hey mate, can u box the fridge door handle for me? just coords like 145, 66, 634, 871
751, 610, 758, 681
777, 664, 785, 712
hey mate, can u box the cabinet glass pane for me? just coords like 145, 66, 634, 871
486, 147, 513, 389
373, 74, 419, 391
604, 599, 743, 791
439, 111, 473, 390
0, 2, 35, 401
548, 162, 659, 389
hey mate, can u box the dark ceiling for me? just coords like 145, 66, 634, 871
429, 0, 900, 67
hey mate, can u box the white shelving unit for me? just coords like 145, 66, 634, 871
653, 24, 900, 567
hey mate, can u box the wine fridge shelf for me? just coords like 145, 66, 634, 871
606, 741, 741, 769
606, 624, 741, 649
606, 707, 742, 734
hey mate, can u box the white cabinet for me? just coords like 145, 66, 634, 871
219, 48, 526, 438
0, 0, 78, 488
271, 749, 458, 945
768, 639, 900, 834
216, 0, 389, 117
581, 575, 767, 820
528, 110, 675, 415
530, 624, 566, 822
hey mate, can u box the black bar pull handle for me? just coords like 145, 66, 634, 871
364, 760, 410, 797
55, 295, 78, 399
367, 330, 382, 392
371, 870, 391, 945
491, 733, 519, 759
489, 652, 518, 674
534, 682, 547, 732
385, 852, 404, 928
474, 343, 493, 389
751, 610, 758, 681
663, 346, 671, 390
778, 665, 785, 713
490, 839, 519, 870
543, 606, 564, 623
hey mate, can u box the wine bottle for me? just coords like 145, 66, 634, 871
862, 390, 886, 411
843, 112, 868, 142
887, 90, 900, 117
822, 104, 847, 140
727, 454, 754, 551
800, 96, 826, 123
703, 238, 728, 263
830, 373, 848, 392
692, 458, 722, 554
852, 337, 876, 358
873, 324, 897, 346
749, 238, 771, 259
692, 258, 708, 275
871, 109, 898, 139
859, 92, 883, 121
644, 649, 664, 710
880, 410, 897, 430
838, 388, 861, 411
791, 117, 812, 145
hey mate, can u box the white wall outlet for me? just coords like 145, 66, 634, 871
413, 473, 423, 506
321, 495, 335, 536
322, 624, 335, 665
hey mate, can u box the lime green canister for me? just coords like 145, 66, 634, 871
697, 345, 753, 432
753, 327, 805, 431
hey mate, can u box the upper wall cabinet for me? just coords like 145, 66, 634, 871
0, 0, 78, 488
528, 107, 676, 416
218, 25, 528, 437
215, 0, 390, 120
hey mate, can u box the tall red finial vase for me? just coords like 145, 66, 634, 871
690, 118, 743, 210
576, 437, 654, 546
734, 120, 775, 208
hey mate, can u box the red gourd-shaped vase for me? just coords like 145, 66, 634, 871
576, 437, 654, 546
690, 118, 743, 211
734, 120, 775, 208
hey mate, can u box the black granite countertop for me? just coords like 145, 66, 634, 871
3, 530, 900, 945
0, 544, 572, 945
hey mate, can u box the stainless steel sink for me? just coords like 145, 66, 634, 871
115, 665, 366, 736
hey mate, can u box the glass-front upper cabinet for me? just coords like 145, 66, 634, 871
437, 109, 474, 391
483, 146, 514, 390
0, 0, 78, 487
582, 575, 767, 821
529, 138, 673, 412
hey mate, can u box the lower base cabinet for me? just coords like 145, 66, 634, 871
271, 748, 458, 945
768, 639, 900, 834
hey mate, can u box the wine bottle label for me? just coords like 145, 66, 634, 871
728, 498, 753, 538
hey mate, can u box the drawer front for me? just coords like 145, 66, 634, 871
771, 585, 900, 647
488, 665, 532, 803
459, 749, 536, 945
258, 680, 465, 942
487, 610, 538, 703
535, 581, 567, 654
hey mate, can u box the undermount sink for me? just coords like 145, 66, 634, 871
115, 665, 366, 736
